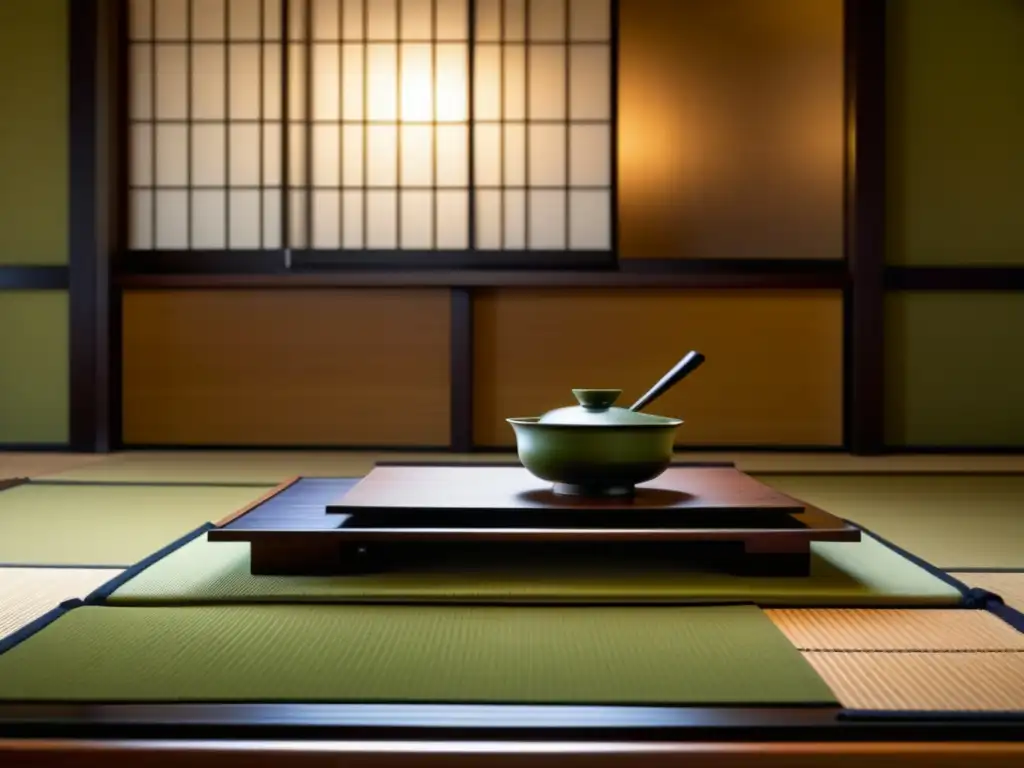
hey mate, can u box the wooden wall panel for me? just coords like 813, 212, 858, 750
122, 290, 451, 446
473, 290, 844, 448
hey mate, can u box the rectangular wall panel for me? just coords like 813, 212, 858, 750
887, 0, 1024, 265
0, 0, 68, 265
122, 289, 451, 446
885, 292, 1024, 447
618, 0, 844, 260
0, 291, 69, 444
473, 290, 844, 447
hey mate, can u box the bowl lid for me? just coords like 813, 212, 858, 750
537, 389, 680, 426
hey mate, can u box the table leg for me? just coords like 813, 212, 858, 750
249, 539, 379, 575
740, 539, 812, 577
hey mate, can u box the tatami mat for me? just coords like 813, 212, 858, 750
37, 451, 466, 484
0, 483, 269, 565
0, 604, 836, 706
804, 651, 1024, 711
0, 567, 120, 639
953, 572, 1024, 613
102, 531, 963, 607
9, 451, 1024, 571
758, 475, 1024, 569
766, 609, 1024, 652
0, 452, 105, 480
34, 450, 1024, 485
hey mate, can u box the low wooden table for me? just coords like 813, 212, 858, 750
208, 465, 861, 577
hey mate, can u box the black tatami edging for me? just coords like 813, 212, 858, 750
82, 523, 216, 605
0, 599, 83, 656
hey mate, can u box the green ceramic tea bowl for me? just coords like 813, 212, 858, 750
507, 411, 681, 497
505, 352, 704, 498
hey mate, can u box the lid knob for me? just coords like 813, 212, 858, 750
572, 388, 622, 410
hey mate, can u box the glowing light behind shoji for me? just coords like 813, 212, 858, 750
128, 0, 612, 252
473, 0, 612, 250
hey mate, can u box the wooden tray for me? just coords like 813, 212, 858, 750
326, 465, 808, 519
209, 468, 862, 577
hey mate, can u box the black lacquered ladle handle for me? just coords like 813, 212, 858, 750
630, 351, 706, 412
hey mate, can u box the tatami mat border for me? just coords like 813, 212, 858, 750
82, 524, 216, 605
985, 600, 1024, 633
0, 599, 83, 656
215, 477, 303, 526
845, 524, 1024, 635
833, 522, 983, 606
840, 709, 1024, 722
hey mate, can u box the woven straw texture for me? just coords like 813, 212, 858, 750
0, 604, 836, 705
805, 651, 1024, 711
766, 608, 1024, 651
0, 567, 119, 638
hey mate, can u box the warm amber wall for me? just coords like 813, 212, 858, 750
618, 0, 844, 260
473, 290, 844, 448
122, 290, 452, 446
121, 289, 843, 448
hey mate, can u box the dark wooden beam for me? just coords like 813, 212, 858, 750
886, 266, 1024, 291
0, 266, 68, 290
67, 0, 100, 451
116, 258, 848, 290
449, 288, 474, 452
844, 0, 887, 456
68, 0, 122, 452
108, 0, 128, 453
0, 701, 1021, 743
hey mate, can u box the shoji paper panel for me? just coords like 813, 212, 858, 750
129, 0, 613, 253
129, 0, 285, 250
474, 0, 613, 251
